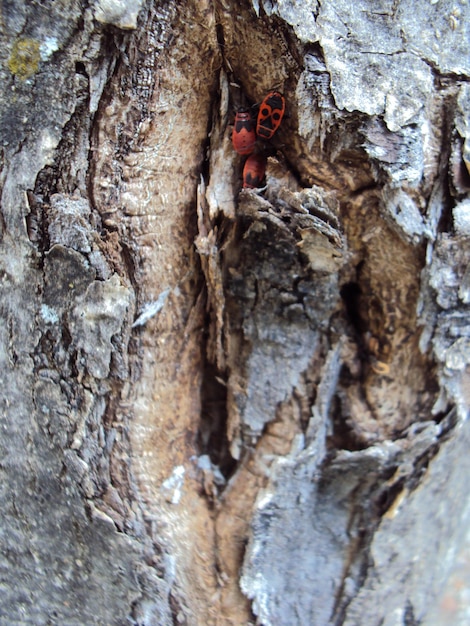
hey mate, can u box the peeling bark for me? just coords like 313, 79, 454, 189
1, 0, 469, 625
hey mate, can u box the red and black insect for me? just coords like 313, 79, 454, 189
232, 108, 256, 155
256, 91, 285, 140
243, 154, 267, 189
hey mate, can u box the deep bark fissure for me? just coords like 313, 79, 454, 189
197, 3, 454, 621
198, 360, 235, 481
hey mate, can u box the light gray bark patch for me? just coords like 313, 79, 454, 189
48, 194, 93, 253
326, 50, 432, 132
363, 118, 426, 186
260, 0, 320, 42
241, 424, 442, 626
395, 0, 470, 75
456, 84, 470, 174
242, 318, 318, 435
70, 274, 131, 380
266, 0, 468, 130
423, 233, 470, 420
381, 188, 426, 243
0, 2, 177, 623
241, 463, 347, 625
94, 0, 145, 29
0, 253, 172, 625
1, 442, 166, 625
44, 244, 96, 310
453, 199, 470, 238
343, 418, 470, 626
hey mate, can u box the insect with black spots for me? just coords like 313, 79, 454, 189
232, 108, 256, 155
256, 91, 285, 140
243, 154, 267, 189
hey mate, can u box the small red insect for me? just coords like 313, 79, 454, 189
232, 108, 256, 155
243, 154, 267, 189
256, 91, 285, 140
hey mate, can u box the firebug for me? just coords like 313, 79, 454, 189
243, 154, 267, 189
232, 108, 256, 155
256, 91, 285, 140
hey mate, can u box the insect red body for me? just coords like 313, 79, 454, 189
256, 91, 285, 140
232, 108, 256, 155
243, 154, 267, 188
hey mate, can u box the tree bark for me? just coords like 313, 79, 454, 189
1, 0, 469, 624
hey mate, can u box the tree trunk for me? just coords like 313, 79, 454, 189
1, 0, 469, 624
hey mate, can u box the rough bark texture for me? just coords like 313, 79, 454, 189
1, 0, 469, 624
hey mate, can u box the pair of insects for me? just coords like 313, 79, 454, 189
232, 91, 286, 189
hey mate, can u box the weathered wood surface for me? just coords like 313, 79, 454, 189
0, 0, 469, 624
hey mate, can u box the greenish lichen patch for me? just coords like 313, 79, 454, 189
8, 38, 41, 79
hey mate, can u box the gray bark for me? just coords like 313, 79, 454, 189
0, 0, 469, 625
